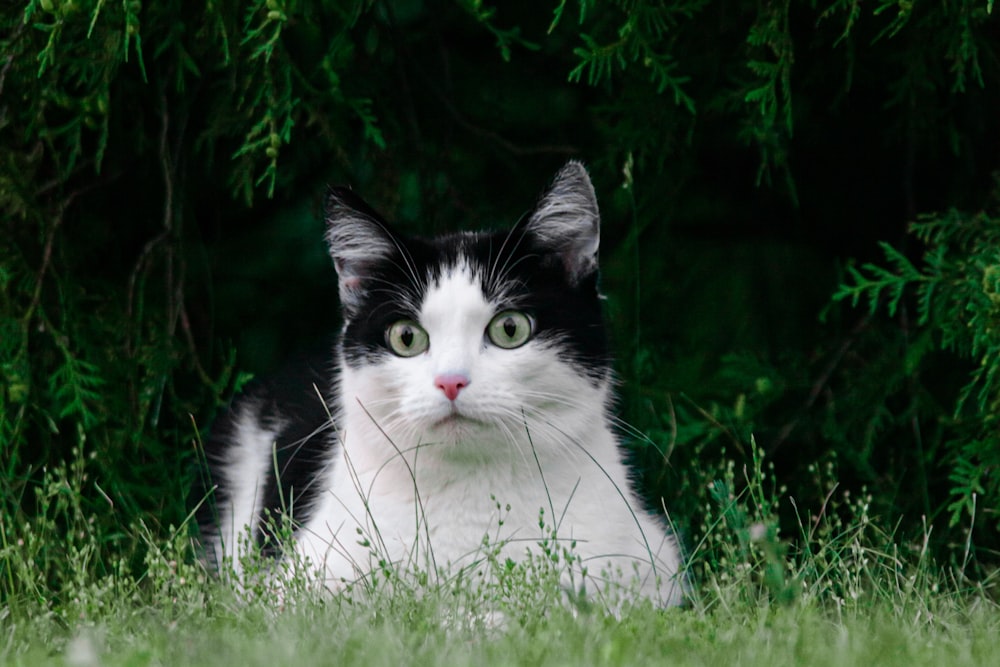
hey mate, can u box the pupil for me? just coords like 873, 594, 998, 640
503, 319, 517, 338
401, 328, 413, 347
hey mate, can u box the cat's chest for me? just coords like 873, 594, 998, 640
326, 441, 585, 538
354, 457, 554, 517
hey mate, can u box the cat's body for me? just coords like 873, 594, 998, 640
198, 162, 683, 608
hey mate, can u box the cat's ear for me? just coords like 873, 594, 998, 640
325, 187, 397, 318
524, 161, 600, 285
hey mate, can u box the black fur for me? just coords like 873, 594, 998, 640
339, 220, 611, 383
196, 348, 339, 554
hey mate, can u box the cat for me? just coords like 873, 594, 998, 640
197, 161, 684, 609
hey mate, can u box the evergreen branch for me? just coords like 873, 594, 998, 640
833, 242, 926, 317
46, 320, 105, 428
836, 197, 1000, 533
568, 33, 626, 86
33, 14, 64, 77
230, 49, 297, 201
566, 1, 700, 113
947, 452, 987, 526
240, 0, 288, 63
548, 0, 594, 33
817, 0, 862, 46
456, 0, 539, 61
348, 97, 386, 150
122, 0, 146, 79
872, 0, 913, 42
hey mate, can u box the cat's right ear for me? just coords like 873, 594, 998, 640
325, 187, 397, 319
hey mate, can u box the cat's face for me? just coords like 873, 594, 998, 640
326, 162, 611, 453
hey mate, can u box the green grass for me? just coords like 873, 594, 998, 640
3, 572, 998, 667
2, 444, 998, 666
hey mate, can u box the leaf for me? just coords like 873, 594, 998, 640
833, 242, 926, 317
48, 350, 105, 429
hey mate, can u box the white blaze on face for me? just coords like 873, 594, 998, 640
387, 262, 505, 432
419, 262, 494, 381
341, 262, 493, 438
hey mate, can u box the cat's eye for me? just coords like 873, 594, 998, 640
386, 320, 429, 357
487, 311, 533, 349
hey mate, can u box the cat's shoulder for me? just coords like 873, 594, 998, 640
205, 342, 339, 458
195, 342, 340, 539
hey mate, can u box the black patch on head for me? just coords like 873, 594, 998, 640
330, 163, 608, 379
338, 233, 443, 367
338, 224, 611, 382
473, 225, 611, 380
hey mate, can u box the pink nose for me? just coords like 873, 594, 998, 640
434, 373, 470, 401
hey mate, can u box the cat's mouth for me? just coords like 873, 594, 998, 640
431, 405, 485, 430
434, 412, 475, 427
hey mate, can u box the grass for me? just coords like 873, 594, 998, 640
4, 573, 998, 667
2, 443, 999, 666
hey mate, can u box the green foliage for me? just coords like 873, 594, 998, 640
835, 242, 926, 319
458, 0, 540, 61
743, 0, 795, 196
1, 0, 381, 607
834, 191, 1000, 534
561, 0, 700, 113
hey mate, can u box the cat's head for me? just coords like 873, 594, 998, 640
325, 162, 611, 453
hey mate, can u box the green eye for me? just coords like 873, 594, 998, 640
487, 311, 533, 349
386, 320, 429, 357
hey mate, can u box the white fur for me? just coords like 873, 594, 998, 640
210, 407, 281, 575
287, 263, 684, 607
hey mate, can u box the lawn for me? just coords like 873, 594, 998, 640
4, 568, 998, 666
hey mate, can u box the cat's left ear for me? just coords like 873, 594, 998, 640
524, 161, 600, 285
325, 187, 398, 318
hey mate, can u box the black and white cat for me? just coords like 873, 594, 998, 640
198, 162, 683, 607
